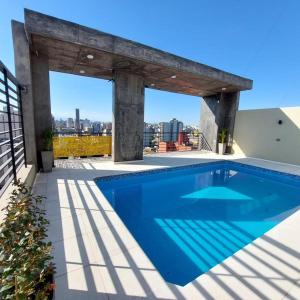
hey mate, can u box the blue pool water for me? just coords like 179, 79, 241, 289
96, 161, 300, 286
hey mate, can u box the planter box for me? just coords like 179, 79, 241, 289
218, 143, 226, 155
41, 151, 53, 172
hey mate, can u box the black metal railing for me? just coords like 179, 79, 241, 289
142, 131, 211, 152
0, 60, 26, 196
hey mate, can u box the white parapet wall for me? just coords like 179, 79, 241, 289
233, 107, 300, 165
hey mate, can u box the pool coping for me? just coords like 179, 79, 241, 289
95, 159, 300, 184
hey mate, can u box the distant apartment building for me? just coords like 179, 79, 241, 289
170, 118, 183, 141
170, 119, 178, 141
66, 118, 74, 128
75, 108, 80, 131
92, 122, 102, 134
52, 115, 55, 131
102, 122, 112, 130
0, 111, 9, 141
159, 118, 183, 142
102, 128, 111, 136
81, 118, 91, 132
143, 124, 154, 147
159, 122, 171, 142
54, 119, 67, 131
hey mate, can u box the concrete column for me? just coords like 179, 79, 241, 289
200, 91, 239, 153
31, 53, 52, 169
12, 21, 37, 168
219, 91, 240, 148
112, 70, 145, 162
200, 94, 220, 152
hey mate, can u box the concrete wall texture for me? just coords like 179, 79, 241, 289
12, 21, 38, 168
31, 53, 52, 167
200, 92, 239, 152
233, 107, 300, 165
12, 21, 52, 170
112, 70, 145, 162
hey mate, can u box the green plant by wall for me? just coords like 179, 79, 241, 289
43, 129, 54, 151
218, 128, 228, 144
0, 180, 55, 299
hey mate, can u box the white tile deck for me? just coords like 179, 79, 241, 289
33, 152, 300, 299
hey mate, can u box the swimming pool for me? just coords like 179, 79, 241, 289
96, 161, 300, 286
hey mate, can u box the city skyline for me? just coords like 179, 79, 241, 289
53, 114, 198, 128
52, 108, 199, 127
52, 109, 199, 135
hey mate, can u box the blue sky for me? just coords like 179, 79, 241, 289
1, 0, 299, 125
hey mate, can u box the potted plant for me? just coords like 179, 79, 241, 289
0, 180, 55, 299
41, 129, 53, 172
218, 128, 227, 155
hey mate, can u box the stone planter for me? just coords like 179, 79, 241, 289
218, 143, 226, 155
41, 151, 53, 172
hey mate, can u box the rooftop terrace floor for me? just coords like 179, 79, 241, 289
33, 152, 300, 299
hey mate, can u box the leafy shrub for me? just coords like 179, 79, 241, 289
218, 128, 228, 144
0, 181, 55, 299
42, 129, 53, 152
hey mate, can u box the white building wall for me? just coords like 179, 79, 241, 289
233, 107, 300, 165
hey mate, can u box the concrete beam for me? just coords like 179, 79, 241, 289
113, 71, 145, 162
31, 52, 52, 169
23, 9, 253, 96
12, 21, 37, 168
200, 91, 239, 152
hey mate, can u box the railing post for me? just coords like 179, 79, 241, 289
18, 85, 27, 167
198, 133, 201, 151
3, 69, 17, 182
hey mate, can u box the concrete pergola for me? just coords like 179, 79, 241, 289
12, 9, 252, 168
